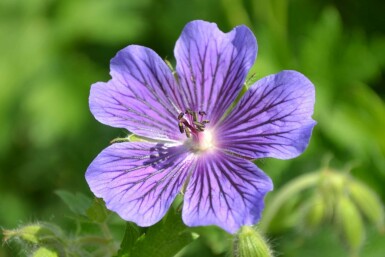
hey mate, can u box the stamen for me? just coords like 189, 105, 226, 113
178, 122, 184, 133
192, 112, 198, 122
193, 121, 205, 128
177, 108, 210, 139
196, 126, 204, 132
185, 127, 191, 138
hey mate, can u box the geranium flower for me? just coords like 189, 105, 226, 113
86, 20, 315, 233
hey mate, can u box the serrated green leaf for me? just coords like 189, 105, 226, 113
131, 209, 194, 257
114, 222, 142, 257
86, 198, 109, 223
55, 190, 92, 216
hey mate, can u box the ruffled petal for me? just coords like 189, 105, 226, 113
85, 142, 194, 226
182, 151, 273, 233
217, 70, 316, 159
89, 45, 184, 141
174, 20, 257, 124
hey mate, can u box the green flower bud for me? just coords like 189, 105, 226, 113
32, 247, 59, 257
349, 180, 384, 231
336, 196, 364, 254
319, 170, 346, 203
3, 223, 61, 245
233, 226, 273, 257
302, 193, 326, 230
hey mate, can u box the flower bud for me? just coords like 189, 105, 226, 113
233, 226, 273, 257
349, 180, 384, 231
32, 246, 58, 257
3, 223, 60, 245
302, 194, 326, 230
336, 196, 364, 254
319, 170, 346, 204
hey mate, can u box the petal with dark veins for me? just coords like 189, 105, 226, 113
174, 20, 257, 124
182, 151, 273, 233
89, 45, 184, 142
86, 142, 195, 226
217, 70, 316, 159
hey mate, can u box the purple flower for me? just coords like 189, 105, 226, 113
86, 20, 315, 233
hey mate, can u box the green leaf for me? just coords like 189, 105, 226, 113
130, 209, 194, 257
55, 190, 92, 216
188, 226, 231, 255
86, 198, 109, 223
115, 222, 142, 257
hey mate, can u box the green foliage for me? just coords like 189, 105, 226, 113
115, 222, 142, 257
129, 210, 194, 257
1, 0, 385, 256
32, 247, 59, 257
55, 190, 92, 217
86, 198, 110, 223
261, 165, 384, 256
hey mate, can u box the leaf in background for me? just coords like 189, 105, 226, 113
115, 222, 142, 257
278, 227, 346, 257
299, 6, 342, 95
325, 83, 385, 175
187, 226, 232, 255
86, 198, 109, 223
130, 209, 194, 257
55, 0, 150, 45
55, 190, 92, 216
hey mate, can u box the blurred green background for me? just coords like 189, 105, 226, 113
1, 0, 384, 256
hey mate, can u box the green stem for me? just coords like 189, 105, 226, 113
260, 172, 320, 232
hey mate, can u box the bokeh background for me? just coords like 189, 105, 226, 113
1, 0, 384, 256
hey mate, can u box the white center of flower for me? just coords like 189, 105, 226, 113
198, 130, 214, 151
177, 109, 215, 153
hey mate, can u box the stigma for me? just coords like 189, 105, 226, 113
177, 109, 215, 152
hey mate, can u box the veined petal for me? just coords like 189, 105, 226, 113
218, 70, 316, 159
174, 20, 257, 124
85, 142, 195, 227
182, 151, 273, 233
89, 45, 183, 141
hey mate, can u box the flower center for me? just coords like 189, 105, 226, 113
177, 109, 214, 151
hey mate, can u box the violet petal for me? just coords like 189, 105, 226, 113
89, 45, 184, 141
174, 20, 257, 124
182, 151, 273, 233
218, 70, 316, 159
86, 142, 194, 226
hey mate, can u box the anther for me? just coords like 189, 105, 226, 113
193, 121, 205, 128
185, 127, 191, 138
177, 109, 210, 139
192, 112, 198, 122
196, 126, 204, 132
178, 122, 184, 133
